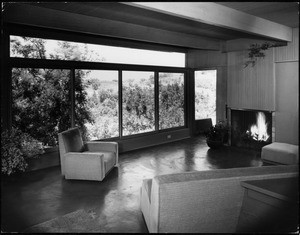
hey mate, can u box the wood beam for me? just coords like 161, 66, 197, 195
123, 2, 293, 42
3, 3, 221, 50
223, 38, 287, 52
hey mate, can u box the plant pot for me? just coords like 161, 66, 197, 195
206, 139, 223, 149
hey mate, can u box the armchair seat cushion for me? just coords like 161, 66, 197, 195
86, 151, 116, 174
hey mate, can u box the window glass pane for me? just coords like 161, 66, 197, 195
195, 70, 217, 125
75, 70, 119, 140
122, 71, 155, 136
12, 68, 71, 147
10, 35, 185, 67
159, 73, 185, 129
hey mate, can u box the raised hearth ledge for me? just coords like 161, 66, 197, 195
227, 107, 274, 113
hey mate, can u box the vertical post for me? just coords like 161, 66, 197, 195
119, 69, 123, 138
154, 71, 159, 131
1, 21, 11, 130
188, 69, 195, 135
70, 69, 75, 128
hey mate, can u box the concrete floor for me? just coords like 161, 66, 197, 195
1, 135, 264, 233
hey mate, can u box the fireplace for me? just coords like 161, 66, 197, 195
230, 109, 273, 149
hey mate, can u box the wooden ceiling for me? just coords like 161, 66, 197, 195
17, 2, 298, 41
21, 2, 259, 40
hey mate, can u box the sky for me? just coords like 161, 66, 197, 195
44, 38, 185, 67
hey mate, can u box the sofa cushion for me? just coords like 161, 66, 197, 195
61, 128, 85, 153
261, 142, 299, 165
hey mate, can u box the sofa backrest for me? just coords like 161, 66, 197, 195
151, 165, 298, 233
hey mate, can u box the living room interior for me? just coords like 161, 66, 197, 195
1, 2, 299, 233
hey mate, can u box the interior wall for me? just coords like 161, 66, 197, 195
274, 28, 299, 145
226, 28, 299, 145
275, 62, 298, 144
227, 48, 275, 111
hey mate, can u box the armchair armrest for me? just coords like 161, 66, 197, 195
85, 141, 118, 153
64, 152, 105, 181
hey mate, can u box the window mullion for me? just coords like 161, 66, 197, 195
155, 71, 159, 132
119, 70, 123, 139
70, 69, 75, 128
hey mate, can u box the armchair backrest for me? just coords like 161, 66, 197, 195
58, 127, 85, 175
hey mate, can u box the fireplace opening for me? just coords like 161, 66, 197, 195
231, 109, 272, 149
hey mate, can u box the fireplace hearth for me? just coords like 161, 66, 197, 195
230, 109, 272, 149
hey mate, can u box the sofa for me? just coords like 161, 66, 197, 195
140, 165, 298, 233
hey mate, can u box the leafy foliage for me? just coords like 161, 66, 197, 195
80, 72, 185, 139
11, 37, 95, 146
123, 81, 155, 135
205, 121, 229, 142
159, 73, 185, 129
1, 127, 44, 176
12, 68, 72, 146
244, 42, 281, 68
195, 70, 216, 123
82, 78, 119, 140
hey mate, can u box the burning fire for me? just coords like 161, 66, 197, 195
246, 112, 270, 141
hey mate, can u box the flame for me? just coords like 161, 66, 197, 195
246, 112, 269, 141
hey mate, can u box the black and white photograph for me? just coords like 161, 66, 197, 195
1, 1, 299, 233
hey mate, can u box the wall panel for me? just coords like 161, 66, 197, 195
275, 28, 299, 62
275, 62, 298, 145
274, 27, 299, 145
187, 50, 227, 68
227, 49, 275, 111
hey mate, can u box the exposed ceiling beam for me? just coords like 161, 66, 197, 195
122, 2, 293, 42
223, 38, 287, 52
3, 3, 221, 50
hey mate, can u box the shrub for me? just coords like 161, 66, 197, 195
1, 127, 44, 176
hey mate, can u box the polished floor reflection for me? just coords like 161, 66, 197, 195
1, 135, 264, 233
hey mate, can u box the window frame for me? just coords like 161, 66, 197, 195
5, 24, 189, 144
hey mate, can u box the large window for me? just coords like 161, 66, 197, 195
75, 70, 119, 140
122, 71, 155, 136
8, 34, 186, 144
195, 70, 217, 125
159, 73, 185, 129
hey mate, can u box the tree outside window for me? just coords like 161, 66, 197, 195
159, 73, 185, 129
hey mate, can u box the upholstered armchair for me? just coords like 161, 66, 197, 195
58, 127, 118, 181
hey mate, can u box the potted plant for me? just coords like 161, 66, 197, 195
205, 121, 229, 149
1, 127, 44, 177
